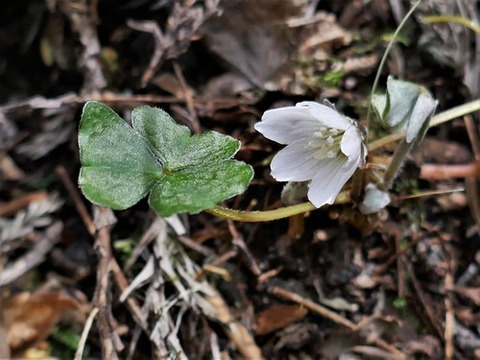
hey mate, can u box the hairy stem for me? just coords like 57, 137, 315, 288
366, 0, 421, 137
382, 139, 411, 190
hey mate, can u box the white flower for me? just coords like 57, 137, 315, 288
255, 101, 367, 207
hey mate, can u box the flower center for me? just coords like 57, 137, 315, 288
307, 127, 344, 160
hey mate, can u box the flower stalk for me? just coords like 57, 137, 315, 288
207, 190, 350, 222
381, 139, 411, 190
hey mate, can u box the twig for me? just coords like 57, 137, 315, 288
268, 286, 405, 358
464, 115, 480, 232
124, 217, 165, 270
465, 115, 480, 159
0, 93, 78, 113
438, 234, 456, 360
269, 285, 356, 330
110, 258, 149, 332
177, 235, 215, 257
61, 0, 106, 93
0, 91, 255, 116
92, 207, 122, 359
173, 61, 201, 133
420, 161, 480, 180
127, 20, 166, 87
404, 260, 444, 338
74, 307, 99, 360
56, 165, 96, 236
227, 220, 262, 276
207, 293, 264, 360
445, 271, 455, 360
195, 249, 237, 281
0, 191, 47, 217
394, 228, 406, 298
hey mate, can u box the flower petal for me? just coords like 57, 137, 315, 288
307, 156, 358, 207
270, 139, 320, 181
255, 106, 321, 145
340, 126, 361, 159
298, 101, 351, 130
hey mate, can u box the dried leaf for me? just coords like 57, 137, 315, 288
255, 304, 308, 335
202, 0, 306, 88
2, 291, 82, 354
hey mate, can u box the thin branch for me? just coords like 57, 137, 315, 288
74, 307, 99, 360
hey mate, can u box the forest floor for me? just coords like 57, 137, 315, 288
1, 1, 480, 359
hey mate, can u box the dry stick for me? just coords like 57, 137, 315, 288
127, 20, 166, 87
178, 235, 215, 257
62, 0, 106, 93
64, 185, 156, 353
207, 293, 264, 360
404, 261, 444, 339
110, 258, 150, 332
173, 61, 201, 133
0, 191, 47, 217
56, 166, 156, 355
195, 249, 238, 281
394, 228, 406, 298
74, 307, 99, 360
227, 220, 263, 276
269, 286, 356, 330
82, 93, 181, 105
438, 236, 456, 360
465, 115, 480, 159
55, 165, 96, 236
420, 162, 480, 180
268, 286, 405, 358
376, 234, 422, 275
0, 93, 78, 113
124, 218, 165, 271
0, 92, 254, 114
444, 271, 455, 360
464, 115, 480, 230
93, 214, 122, 360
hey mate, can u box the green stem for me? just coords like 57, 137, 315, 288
366, 0, 422, 138
382, 139, 411, 190
207, 191, 350, 222
423, 15, 480, 35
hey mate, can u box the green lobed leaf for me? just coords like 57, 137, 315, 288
132, 106, 253, 216
405, 90, 437, 143
78, 101, 163, 209
149, 161, 254, 216
385, 76, 420, 128
371, 93, 388, 125
78, 102, 253, 216
132, 106, 240, 171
